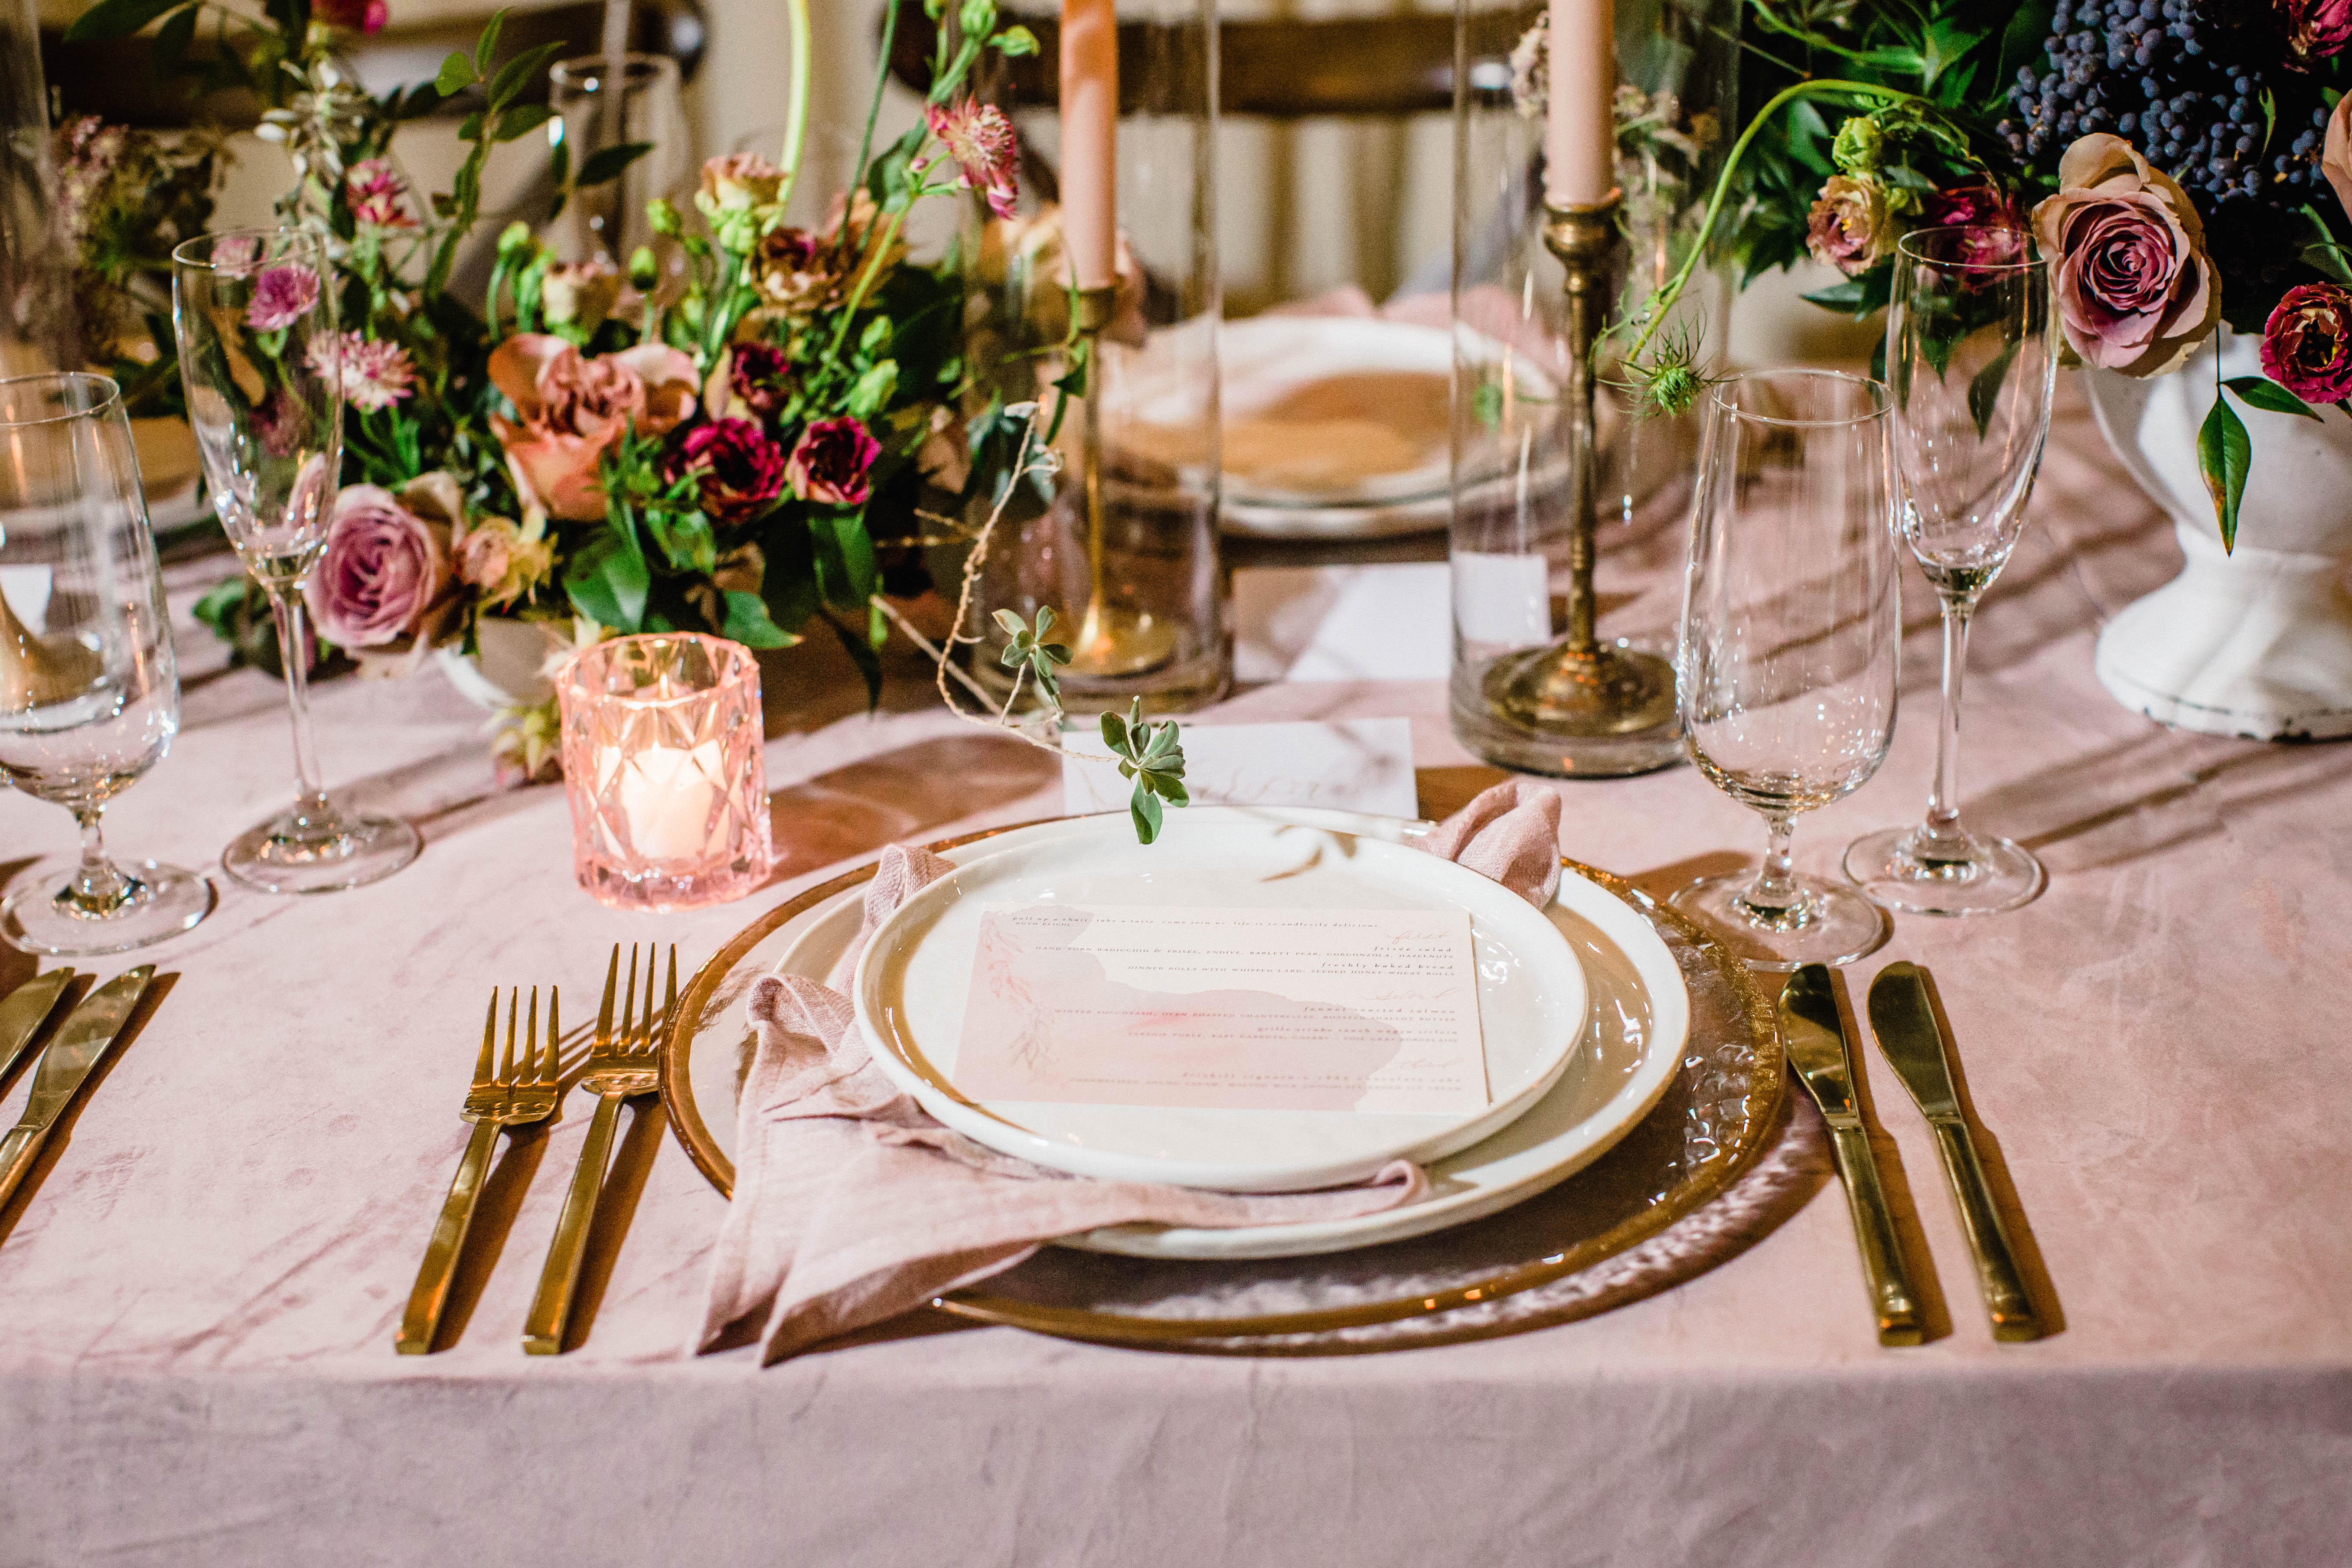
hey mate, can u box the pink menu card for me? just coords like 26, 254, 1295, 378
953, 904, 1489, 1114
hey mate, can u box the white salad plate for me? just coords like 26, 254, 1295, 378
671, 808, 1691, 1260
848, 808, 1589, 1194
1218, 317, 1565, 541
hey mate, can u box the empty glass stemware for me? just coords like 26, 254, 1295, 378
172, 226, 420, 894
1843, 223, 2059, 916
1672, 369, 1903, 971
0, 372, 214, 955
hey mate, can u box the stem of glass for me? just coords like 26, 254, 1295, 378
55, 805, 141, 919
1742, 811, 1807, 923
264, 583, 337, 840
1915, 598, 1975, 864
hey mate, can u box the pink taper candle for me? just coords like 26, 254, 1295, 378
1059, 0, 1119, 291
1544, 0, 1616, 208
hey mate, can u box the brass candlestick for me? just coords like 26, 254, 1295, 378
0, 582, 100, 711
1474, 192, 1681, 772
1065, 281, 1175, 679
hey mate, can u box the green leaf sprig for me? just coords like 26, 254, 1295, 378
1099, 699, 1189, 845
992, 606, 1071, 704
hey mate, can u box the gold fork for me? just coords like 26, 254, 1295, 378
522, 945, 672, 1355
396, 986, 561, 1355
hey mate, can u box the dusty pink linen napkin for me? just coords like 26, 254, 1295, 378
699, 786, 1566, 1362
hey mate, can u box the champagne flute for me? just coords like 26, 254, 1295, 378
172, 227, 420, 894
0, 372, 215, 954
1672, 369, 1902, 971
1843, 223, 2059, 915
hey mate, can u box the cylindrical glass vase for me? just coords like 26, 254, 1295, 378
956, 0, 1225, 716
545, 54, 691, 269
1448, 0, 1737, 776
556, 634, 772, 911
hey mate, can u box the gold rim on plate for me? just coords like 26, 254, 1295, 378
660, 818, 1786, 1348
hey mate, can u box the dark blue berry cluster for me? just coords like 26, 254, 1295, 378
2000, 0, 2330, 211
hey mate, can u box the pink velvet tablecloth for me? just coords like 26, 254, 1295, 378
0, 382, 2346, 1566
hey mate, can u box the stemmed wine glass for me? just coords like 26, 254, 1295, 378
1843, 224, 2059, 915
0, 372, 215, 954
172, 227, 420, 894
1672, 369, 1903, 971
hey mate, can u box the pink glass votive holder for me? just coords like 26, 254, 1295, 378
556, 633, 773, 911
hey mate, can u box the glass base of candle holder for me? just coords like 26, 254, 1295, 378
1449, 636, 1687, 778
2, 859, 215, 955
577, 854, 769, 914
1841, 824, 2046, 916
1067, 603, 1179, 680
223, 807, 421, 896
1668, 870, 1891, 974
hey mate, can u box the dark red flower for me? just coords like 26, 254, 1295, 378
786, 416, 881, 507
2279, 0, 2352, 64
2261, 282, 2352, 404
314, 0, 388, 34
1919, 181, 2030, 266
729, 342, 795, 421
665, 417, 789, 525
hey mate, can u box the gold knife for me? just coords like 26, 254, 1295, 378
0, 966, 153, 1210
1868, 961, 2042, 1343
0, 971, 75, 1085
1779, 964, 1924, 1346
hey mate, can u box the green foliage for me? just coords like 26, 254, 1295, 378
1099, 700, 1189, 845
992, 606, 1070, 704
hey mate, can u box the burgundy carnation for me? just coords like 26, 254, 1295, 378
729, 342, 795, 421
786, 416, 881, 507
1919, 182, 2029, 267
2261, 283, 2352, 404
2279, 0, 2352, 63
666, 417, 789, 525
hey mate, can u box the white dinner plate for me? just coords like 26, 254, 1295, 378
678, 808, 1691, 1259
848, 808, 1588, 1193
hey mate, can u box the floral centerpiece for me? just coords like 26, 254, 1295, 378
1608, 0, 2352, 550
61, 0, 1041, 777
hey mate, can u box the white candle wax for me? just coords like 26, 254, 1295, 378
1544, 0, 1617, 209
612, 740, 724, 862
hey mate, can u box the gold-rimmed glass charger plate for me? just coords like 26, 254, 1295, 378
662, 813, 1785, 1351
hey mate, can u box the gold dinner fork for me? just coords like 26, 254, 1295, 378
396, 986, 560, 1355
522, 944, 672, 1354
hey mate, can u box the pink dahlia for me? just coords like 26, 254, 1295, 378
345, 160, 413, 228
917, 99, 1018, 219
245, 263, 323, 332
306, 331, 417, 414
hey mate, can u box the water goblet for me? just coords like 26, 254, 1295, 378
1843, 223, 2060, 915
0, 372, 215, 955
172, 227, 420, 894
1671, 369, 1903, 971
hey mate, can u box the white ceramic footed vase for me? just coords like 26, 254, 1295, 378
2084, 330, 2352, 741
434, 615, 573, 710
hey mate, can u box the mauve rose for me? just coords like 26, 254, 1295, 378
305, 474, 460, 653
1806, 175, 1892, 277
2280, 0, 2352, 62
2030, 134, 2220, 377
2261, 282, 2352, 404
489, 334, 698, 520
666, 417, 790, 525
2325, 92, 2352, 229
786, 416, 881, 506
729, 342, 794, 419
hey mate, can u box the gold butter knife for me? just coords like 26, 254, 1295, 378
0, 970, 75, 1084
1868, 962, 2042, 1343
1779, 964, 1924, 1347
0, 966, 152, 1210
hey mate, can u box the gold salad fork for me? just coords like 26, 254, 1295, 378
522, 945, 672, 1354
397, 986, 560, 1355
